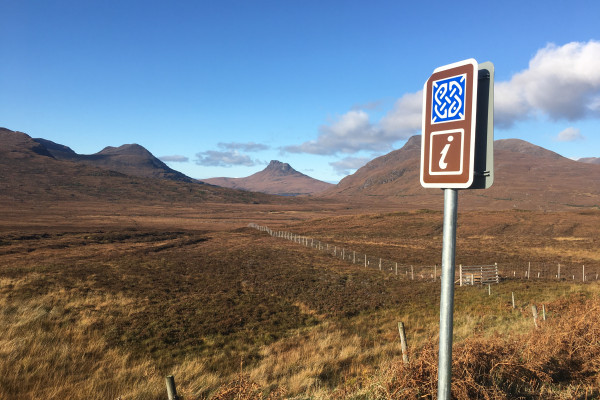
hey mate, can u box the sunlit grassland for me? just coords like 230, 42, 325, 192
4, 267, 598, 399
1, 209, 600, 399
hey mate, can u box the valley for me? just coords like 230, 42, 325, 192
1, 127, 600, 399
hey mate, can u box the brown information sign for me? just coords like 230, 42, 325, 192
421, 59, 478, 188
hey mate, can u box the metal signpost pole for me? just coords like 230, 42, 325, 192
421, 59, 493, 399
438, 188, 458, 400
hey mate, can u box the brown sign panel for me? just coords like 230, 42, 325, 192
421, 59, 478, 188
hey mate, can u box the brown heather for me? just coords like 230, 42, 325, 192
3, 127, 600, 399
1, 201, 600, 399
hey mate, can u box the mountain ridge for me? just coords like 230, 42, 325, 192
32, 137, 195, 183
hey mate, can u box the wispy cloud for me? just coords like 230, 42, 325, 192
159, 155, 189, 163
556, 127, 584, 142
329, 156, 371, 175
218, 142, 270, 152
195, 150, 260, 167
351, 100, 384, 111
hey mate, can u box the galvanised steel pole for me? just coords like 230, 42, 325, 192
437, 188, 458, 400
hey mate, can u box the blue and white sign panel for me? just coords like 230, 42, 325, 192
432, 74, 466, 124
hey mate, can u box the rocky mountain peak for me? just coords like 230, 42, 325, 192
265, 160, 293, 174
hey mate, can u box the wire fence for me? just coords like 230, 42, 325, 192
249, 223, 436, 280
249, 223, 600, 284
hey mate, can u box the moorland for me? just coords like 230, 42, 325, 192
2, 128, 600, 399
2, 199, 600, 399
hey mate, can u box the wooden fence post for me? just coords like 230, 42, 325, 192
434, 264, 437, 282
558, 263, 561, 280
583, 265, 586, 282
459, 264, 462, 286
379, 258, 382, 271
511, 292, 515, 309
411, 265, 414, 280
398, 322, 409, 364
395, 262, 398, 276
166, 375, 178, 400
353, 251, 356, 264
528, 262, 531, 280
364, 254, 367, 268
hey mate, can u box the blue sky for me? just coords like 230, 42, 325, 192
2, 1, 600, 183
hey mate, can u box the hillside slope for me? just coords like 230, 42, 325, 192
322, 135, 600, 210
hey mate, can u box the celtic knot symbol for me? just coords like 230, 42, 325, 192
432, 74, 466, 123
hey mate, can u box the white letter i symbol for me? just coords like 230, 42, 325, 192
439, 136, 454, 170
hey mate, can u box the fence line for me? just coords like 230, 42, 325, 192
248, 223, 599, 284
249, 223, 433, 279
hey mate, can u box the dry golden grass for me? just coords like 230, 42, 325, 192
204, 289, 600, 399
529, 246, 600, 262
0, 283, 166, 399
2, 204, 600, 399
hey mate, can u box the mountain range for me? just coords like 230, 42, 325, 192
0, 128, 273, 205
579, 157, 600, 164
2, 127, 600, 210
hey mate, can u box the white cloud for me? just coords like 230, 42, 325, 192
284, 40, 600, 157
284, 110, 389, 155
329, 156, 371, 175
159, 155, 189, 162
556, 127, 584, 142
195, 150, 259, 167
496, 40, 600, 127
284, 92, 423, 156
379, 90, 423, 139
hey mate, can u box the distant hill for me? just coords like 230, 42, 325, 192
328, 135, 423, 197
33, 138, 194, 183
204, 160, 333, 196
322, 135, 600, 210
579, 157, 600, 165
0, 128, 274, 205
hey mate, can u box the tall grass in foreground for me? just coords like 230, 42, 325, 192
0, 277, 164, 399
206, 290, 600, 399
2, 270, 600, 399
